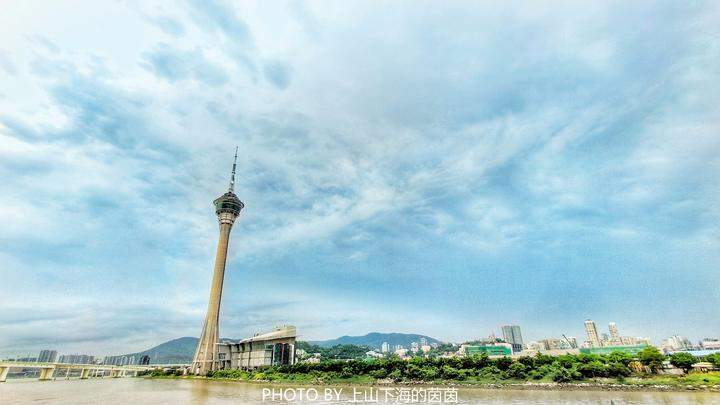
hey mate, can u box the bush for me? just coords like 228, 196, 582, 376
456, 369, 470, 381
706, 353, 720, 368
606, 351, 633, 366
535, 354, 555, 366
551, 366, 580, 382
577, 361, 607, 378
516, 356, 535, 369
536, 364, 556, 378
507, 362, 527, 379
554, 355, 578, 370
388, 370, 402, 382
209, 369, 248, 379
419, 366, 438, 381
606, 362, 631, 377
441, 365, 460, 380
494, 357, 513, 371
477, 366, 506, 381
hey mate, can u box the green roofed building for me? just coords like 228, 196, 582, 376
465, 344, 512, 357
579, 344, 648, 355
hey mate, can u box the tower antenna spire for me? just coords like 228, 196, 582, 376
229, 146, 238, 193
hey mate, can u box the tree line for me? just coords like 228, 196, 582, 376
208, 346, 720, 383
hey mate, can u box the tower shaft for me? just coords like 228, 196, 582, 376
192, 216, 235, 375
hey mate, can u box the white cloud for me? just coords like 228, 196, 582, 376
0, 1, 718, 355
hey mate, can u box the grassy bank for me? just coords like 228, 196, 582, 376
202, 370, 720, 390
143, 369, 720, 391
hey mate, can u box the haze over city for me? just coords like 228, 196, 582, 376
1, 0, 719, 358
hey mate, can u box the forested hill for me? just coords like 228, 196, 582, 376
309, 332, 442, 349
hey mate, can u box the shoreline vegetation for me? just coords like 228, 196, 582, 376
143, 349, 720, 392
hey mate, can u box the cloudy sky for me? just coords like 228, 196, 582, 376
1, 0, 719, 357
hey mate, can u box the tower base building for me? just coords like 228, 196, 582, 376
217, 325, 297, 370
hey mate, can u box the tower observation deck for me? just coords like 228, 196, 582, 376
192, 148, 244, 375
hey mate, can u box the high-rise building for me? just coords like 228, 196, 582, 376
192, 150, 244, 376
420, 337, 427, 346
584, 319, 601, 347
608, 322, 619, 340
501, 325, 524, 353
37, 350, 58, 363
381, 342, 390, 353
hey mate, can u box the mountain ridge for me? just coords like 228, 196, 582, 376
124, 336, 198, 364
309, 332, 442, 349
122, 332, 443, 363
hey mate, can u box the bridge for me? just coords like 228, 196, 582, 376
0, 361, 188, 382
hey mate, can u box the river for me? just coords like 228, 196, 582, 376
1, 378, 718, 404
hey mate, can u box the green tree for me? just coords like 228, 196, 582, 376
706, 353, 720, 368
419, 366, 438, 381
477, 366, 505, 381
555, 355, 578, 369
606, 351, 633, 366
637, 347, 666, 373
669, 352, 696, 373
516, 356, 536, 369
507, 362, 527, 379
494, 356, 513, 371
388, 369, 402, 382
440, 365, 460, 380
606, 362, 631, 378
534, 353, 555, 366
577, 361, 607, 378
550, 366, 580, 382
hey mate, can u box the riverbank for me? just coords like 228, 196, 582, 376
145, 371, 720, 392
4, 378, 719, 405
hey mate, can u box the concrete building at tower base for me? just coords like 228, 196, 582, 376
217, 326, 297, 370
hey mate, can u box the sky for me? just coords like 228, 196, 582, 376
0, 0, 719, 358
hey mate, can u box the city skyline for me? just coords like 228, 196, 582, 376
1, 318, 713, 359
1, 1, 719, 357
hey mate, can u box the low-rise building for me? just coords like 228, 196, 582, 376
463, 343, 513, 357
217, 325, 297, 370
516, 348, 579, 357
661, 335, 693, 352
579, 344, 648, 356
366, 350, 383, 358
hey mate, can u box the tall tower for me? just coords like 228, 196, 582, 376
192, 148, 244, 375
